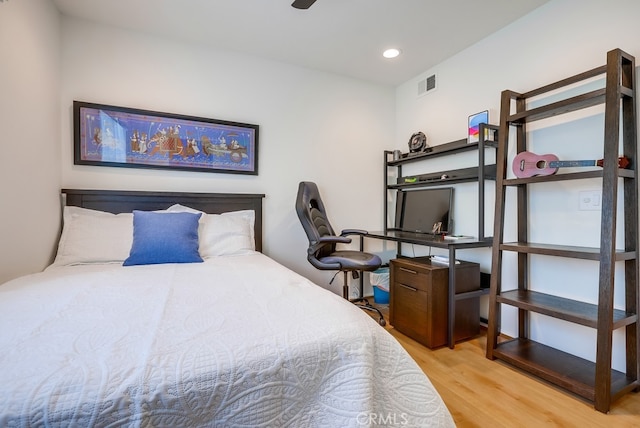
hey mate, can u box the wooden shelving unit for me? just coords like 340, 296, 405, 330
486, 49, 639, 413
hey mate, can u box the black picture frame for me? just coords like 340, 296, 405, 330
74, 101, 259, 175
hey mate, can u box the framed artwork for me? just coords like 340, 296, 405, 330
74, 101, 259, 175
467, 110, 489, 144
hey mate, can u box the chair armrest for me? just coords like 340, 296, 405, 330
341, 229, 369, 236
319, 235, 352, 244
308, 235, 352, 255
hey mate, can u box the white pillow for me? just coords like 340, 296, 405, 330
166, 204, 255, 257
52, 206, 133, 266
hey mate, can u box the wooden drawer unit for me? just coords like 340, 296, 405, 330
390, 256, 480, 348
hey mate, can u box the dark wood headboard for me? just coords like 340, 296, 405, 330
61, 189, 265, 252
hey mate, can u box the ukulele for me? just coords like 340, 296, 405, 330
512, 151, 630, 178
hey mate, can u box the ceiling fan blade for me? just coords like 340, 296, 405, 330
291, 0, 317, 9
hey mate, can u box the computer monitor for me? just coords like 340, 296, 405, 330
394, 187, 453, 234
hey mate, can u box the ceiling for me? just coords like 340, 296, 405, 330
52, 0, 550, 86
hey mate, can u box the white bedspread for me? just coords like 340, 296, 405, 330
0, 253, 454, 427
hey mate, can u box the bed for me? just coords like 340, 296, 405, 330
0, 189, 454, 427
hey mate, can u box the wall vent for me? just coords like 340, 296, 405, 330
417, 74, 437, 97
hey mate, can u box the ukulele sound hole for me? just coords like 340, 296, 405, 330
536, 160, 547, 169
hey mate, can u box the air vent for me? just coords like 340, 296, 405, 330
417, 74, 437, 97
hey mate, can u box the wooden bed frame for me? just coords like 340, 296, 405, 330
61, 189, 265, 252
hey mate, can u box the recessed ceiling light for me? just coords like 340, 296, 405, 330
383, 48, 401, 59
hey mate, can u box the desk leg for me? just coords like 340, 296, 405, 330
448, 246, 456, 349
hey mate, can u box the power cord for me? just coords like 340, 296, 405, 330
329, 271, 340, 285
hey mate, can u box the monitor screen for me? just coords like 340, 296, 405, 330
395, 187, 453, 234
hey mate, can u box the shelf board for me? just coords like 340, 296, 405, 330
521, 65, 606, 98
493, 338, 636, 402
388, 137, 498, 166
499, 242, 636, 261
508, 89, 606, 124
497, 290, 637, 329
455, 287, 490, 301
621, 85, 635, 98
502, 168, 634, 185
390, 165, 496, 190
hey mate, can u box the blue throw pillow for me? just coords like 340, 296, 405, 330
123, 210, 203, 266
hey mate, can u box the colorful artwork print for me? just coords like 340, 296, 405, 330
74, 102, 259, 175
467, 110, 489, 144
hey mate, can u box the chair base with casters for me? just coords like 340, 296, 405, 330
356, 303, 386, 326
295, 181, 386, 326
340, 271, 386, 326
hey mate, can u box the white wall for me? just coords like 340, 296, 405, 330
59, 18, 395, 295
0, 0, 61, 283
394, 0, 640, 371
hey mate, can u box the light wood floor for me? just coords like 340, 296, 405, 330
366, 301, 640, 427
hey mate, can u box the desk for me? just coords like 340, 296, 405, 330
363, 231, 492, 348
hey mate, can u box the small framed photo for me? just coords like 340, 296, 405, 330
74, 101, 259, 175
468, 110, 489, 144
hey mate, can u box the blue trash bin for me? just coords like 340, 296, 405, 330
370, 268, 390, 304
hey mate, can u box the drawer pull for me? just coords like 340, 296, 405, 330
398, 283, 418, 292
399, 267, 418, 275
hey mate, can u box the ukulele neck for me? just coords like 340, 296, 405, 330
549, 160, 596, 168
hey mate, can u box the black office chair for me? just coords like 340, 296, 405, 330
295, 181, 386, 326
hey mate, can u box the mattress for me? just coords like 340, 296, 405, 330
0, 253, 454, 427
